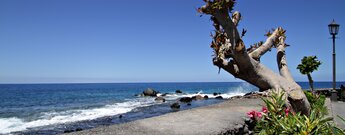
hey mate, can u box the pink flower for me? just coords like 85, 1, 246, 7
247, 110, 255, 118
247, 110, 262, 119
256, 112, 262, 118
284, 108, 290, 116
262, 106, 268, 113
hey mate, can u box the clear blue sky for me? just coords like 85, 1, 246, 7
0, 0, 344, 83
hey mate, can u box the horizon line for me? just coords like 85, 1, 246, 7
1, 81, 344, 85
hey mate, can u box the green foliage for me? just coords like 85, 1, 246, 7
250, 91, 345, 135
304, 91, 328, 116
297, 56, 322, 75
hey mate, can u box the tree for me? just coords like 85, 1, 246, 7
297, 56, 322, 92
198, 0, 310, 115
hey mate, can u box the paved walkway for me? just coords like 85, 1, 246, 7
66, 98, 262, 135
330, 100, 345, 129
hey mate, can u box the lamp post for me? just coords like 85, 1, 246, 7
328, 19, 340, 101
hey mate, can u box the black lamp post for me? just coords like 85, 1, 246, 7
328, 19, 340, 100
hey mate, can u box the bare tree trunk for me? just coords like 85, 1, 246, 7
307, 74, 314, 92
198, 0, 310, 115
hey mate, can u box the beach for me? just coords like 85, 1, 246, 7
65, 97, 263, 135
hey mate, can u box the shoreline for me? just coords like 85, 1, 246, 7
65, 97, 263, 135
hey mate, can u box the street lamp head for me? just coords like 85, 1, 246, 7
328, 19, 340, 35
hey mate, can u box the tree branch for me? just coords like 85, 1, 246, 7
213, 57, 239, 77
276, 36, 295, 82
248, 28, 282, 61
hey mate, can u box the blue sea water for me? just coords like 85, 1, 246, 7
0, 82, 343, 134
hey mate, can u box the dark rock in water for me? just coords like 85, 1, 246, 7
204, 95, 209, 99
75, 128, 83, 131
175, 90, 183, 93
155, 97, 166, 102
215, 96, 223, 99
193, 95, 204, 100
64, 130, 74, 133
187, 103, 191, 106
213, 92, 221, 96
170, 102, 180, 110
179, 97, 192, 103
119, 115, 123, 118
143, 88, 158, 97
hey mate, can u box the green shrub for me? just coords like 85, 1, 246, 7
304, 91, 328, 116
248, 91, 345, 135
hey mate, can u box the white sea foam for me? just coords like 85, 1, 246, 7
162, 85, 248, 100
0, 98, 156, 134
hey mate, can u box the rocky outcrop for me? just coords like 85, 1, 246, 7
155, 97, 166, 102
175, 90, 183, 93
179, 97, 192, 103
170, 102, 180, 110
213, 92, 221, 96
143, 88, 158, 97
215, 96, 223, 99
192, 95, 204, 100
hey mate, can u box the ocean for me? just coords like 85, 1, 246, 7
0, 82, 342, 134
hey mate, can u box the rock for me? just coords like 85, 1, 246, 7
179, 97, 192, 103
170, 102, 180, 110
64, 130, 74, 133
244, 92, 265, 99
155, 97, 166, 102
244, 91, 257, 97
161, 93, 169, 96
192, 95, 204, 100
213, 92, 221, 96
204, 95, 209, 99
243, 125, 249, 133
119, 115, 123, 118
231, 95, 243, 99
187, 103, 191, 106
215, 96, 223, 99
143, 88, 158, 97
76, 128, 83, 131
175, 90, 183, 93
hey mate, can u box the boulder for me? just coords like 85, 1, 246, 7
187, 103, 191, 106
143, 88, 158, 97
192, 95, 204, 100
204, 95, 209, 99
213, 92, 221, 96
175, 90, 183, 93
76, 128, 83, 131
170, 102, 180, 110
155, 97, 166, 102
64, 130, 74, 133
179, 97, 192, 103
215, 96, 223, 99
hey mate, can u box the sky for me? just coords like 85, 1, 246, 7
0, 0, 344, 83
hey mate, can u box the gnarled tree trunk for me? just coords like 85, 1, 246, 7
198, 0, 310, 115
